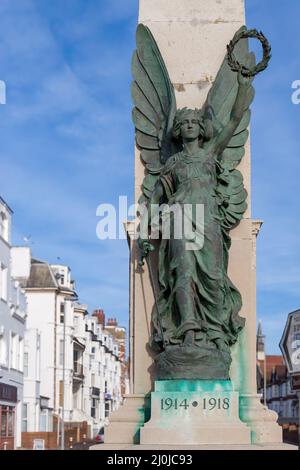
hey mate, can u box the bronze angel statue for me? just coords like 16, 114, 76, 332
132, 25, 270, 379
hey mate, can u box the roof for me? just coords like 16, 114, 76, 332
24, 259, 58, 289
257, 355, 286, 384
275, 364, 288, 381
31, 257, 46, 265
73, 337, 85, 351
0, 195, 13, 214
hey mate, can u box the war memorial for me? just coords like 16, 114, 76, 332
93, 0, 295, 450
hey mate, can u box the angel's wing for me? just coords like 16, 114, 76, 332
204, 26, 255, 230
132, 24, 177, 202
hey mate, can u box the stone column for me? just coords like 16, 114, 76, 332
106, 0, 282, 445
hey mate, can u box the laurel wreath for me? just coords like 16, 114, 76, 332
227, 29, 271, 77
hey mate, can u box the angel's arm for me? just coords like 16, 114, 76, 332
211, 72, 251, 156
138, 181, 165, 265
139, 181, 165, 241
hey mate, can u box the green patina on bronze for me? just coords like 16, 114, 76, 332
133, 395, 151, 444
132, 25, 270, 380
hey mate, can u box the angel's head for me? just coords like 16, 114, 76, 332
173, 108, 206, 143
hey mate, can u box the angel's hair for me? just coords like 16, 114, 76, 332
172, 108, 212, 142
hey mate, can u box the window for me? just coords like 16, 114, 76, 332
91, 399, 96, 418
73, 349, 80, 374
48, 412, 53, 432
105, 402, 110, 418
18, 337, 23, 371
22, 404, 28, 432
73, 391, 79, 409
1, 406, 15, 437
0, 336, 7, 367
0, 212, 8, 241
0, 264, 8, 301
105, 381, 108, 393
0, 212, 5, 237
60, 303, 65, 324
10, 333, 18, 369
91, 347, 95, 359
91, 373, 95, 387
60, 275, 65, 285
8, 408, 14, 436
23, 352, 29, 377
39, 410, 47, 432
59, 340, 64, 366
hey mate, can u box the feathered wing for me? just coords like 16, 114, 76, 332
204, 26, 255, 230
131, 24, 177, 203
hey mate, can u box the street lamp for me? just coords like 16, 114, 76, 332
61, 294, 78, 451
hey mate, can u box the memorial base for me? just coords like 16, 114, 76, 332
140, 380, 251, 445
91, 443, 296, 450
104, 395, 150, 445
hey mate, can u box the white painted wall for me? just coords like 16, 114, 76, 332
25, 291, 56, 410
0, 198, 28, 449
11, 247, 31, 280
23, 262, 124, 439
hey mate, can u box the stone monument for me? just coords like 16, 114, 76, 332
101, 0, 291, 449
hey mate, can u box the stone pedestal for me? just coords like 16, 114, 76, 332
91, 443, 296, 450
239, 394, 283, 444
140, 381, 251, 445
104, 395, 150, 445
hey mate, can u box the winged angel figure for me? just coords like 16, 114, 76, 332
132, 25, 269, 379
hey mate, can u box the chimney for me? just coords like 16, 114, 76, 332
93, 309, 105, 327
107, 318, 117, 327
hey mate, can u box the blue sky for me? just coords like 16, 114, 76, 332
0, 0, 299, 354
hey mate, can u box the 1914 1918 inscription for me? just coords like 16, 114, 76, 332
160, 397, 230, 411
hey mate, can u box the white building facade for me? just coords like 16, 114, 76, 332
19, 257, 124, 445
0, 198, 28, 450
81, 315, 123, 436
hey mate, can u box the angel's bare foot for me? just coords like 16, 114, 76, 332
184, 330, 195, 346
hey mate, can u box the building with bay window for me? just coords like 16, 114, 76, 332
20, 258, 83, 446
0, 197, 28, 450
20, 256, 125, 447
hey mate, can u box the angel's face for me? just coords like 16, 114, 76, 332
180, 114, 202, 141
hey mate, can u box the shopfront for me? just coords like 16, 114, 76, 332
0, 383, 17, 450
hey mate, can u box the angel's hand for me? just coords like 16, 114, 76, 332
138, 239, 155, 267
237, 70, 251, 86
